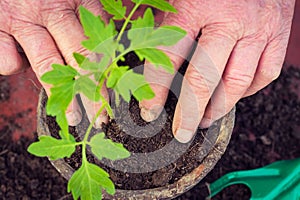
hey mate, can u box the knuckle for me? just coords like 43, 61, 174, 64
32, 53, 61, 76
42, 1, 76, 24
224, 69, 253, 91
202, 24, 241, 43
163, 1, 201, 38
184, 69, 216, 100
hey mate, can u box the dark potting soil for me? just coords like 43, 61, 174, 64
0, 127, 70, 199
1, 64, 300, 200
45, 52, 220, 190
46, 94, 213, 190
0, 77, 10, 102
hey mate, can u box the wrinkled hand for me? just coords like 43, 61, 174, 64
0, 0, 110, 126
140, 0, 295, 143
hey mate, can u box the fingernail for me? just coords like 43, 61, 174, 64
94, 114, 108, 129
140, 106, 163, 122
66, 110, 82, 126
199, 118, 213, 128
174, 129, 194, 143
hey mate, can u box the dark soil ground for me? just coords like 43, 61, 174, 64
1, 65, 299, 199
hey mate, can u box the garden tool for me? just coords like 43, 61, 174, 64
208, 158, 300, 200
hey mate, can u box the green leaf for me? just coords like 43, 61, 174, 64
73, 52, 85, 65
75, 76, 101, 102
125, 70, 155, 101
79, 6, 117, 55
107, 67, 154, 102
128, 9, 186, 52
27, 135, 76, 160
46, 80, 76, 139
131, 7, 154, 29
106, 66, 129, 88
135, 48, 174, 73
74, 53, 110, 73
132, 0, 177, 13
56, 112, 70, 140
41, 64, 78, 135
151, 25, 187, 46
128, 8, 154, 44
41, 64, 78, 85
89, 133, 130, 161
100, 0, 126, 20
46, 81, 76, 116
68, 162, 115, 200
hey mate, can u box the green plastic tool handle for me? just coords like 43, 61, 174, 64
208, 158, 300, 200
208, 168, 280, 198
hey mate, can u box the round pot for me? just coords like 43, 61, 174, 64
37, 89, 235, 200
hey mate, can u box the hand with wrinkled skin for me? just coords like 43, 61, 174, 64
0, 0, 113, 127
0, 0, 161, 129
139, 0, 295, 143
0, 0, 295, 144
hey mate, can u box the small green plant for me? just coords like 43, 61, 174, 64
28, 0, 186, 199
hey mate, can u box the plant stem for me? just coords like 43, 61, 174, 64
81, 2, 143, 162
81, 103, 106, 162
116, 2, 141, 42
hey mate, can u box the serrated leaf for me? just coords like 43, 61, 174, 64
27, 135, 76, 160
41, 64, 78, 85
131, 7, 154, 29
128, 9, 186, 52
46, 81, 76, 115
46, 81, 76, 139
73, 52, 85, 65
79, 6, 117, 55
129, 26, 186, 50
74, 52, 103, 71
106, 66, 129, 88
90, 133, 130, 161
68, 162, 115, 200
135, 48, 174, 73
133, 84, 155, 101
125, 71, 155, 101
128, 8, 154, 44
109, 68, 154, 102
132, 0, 177, 13
56, 112, 70, 140
75, 76, 100, 102
100, 0, 126, 20
151, 25, 187, 46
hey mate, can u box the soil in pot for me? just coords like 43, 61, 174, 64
1, 65, 299, 199
42, 52, 231, 194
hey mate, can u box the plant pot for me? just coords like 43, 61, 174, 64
37, 89, 235, 200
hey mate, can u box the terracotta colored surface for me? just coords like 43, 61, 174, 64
0, 2, 300, 141
0, 68, 41, 140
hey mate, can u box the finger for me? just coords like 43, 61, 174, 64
80, 86, 109, 128
45, 6, 109, 127
244, 35, 290, 97
12, 25, 82, 126
0, 31, 23, 75
200, 39, 266, 128
173, 32, 236, 143
139, 10, 198, 122
139, 36, 193, 122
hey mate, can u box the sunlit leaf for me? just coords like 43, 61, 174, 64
100, 0, 126, 20
90, 133, 130, 160
68, 162, 115, 200
132, 0, 177, 13
27, 136, 76, 160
